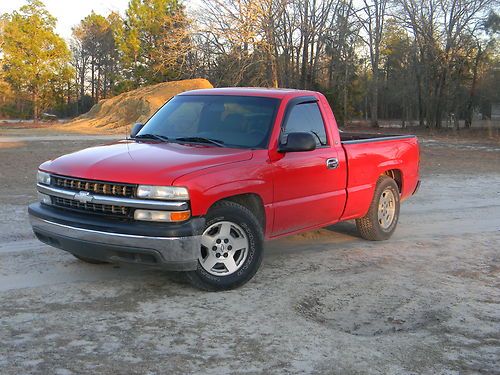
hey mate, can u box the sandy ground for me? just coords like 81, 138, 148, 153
0, 130, 499, 374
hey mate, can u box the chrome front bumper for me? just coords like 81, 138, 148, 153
29, 210, 201, 271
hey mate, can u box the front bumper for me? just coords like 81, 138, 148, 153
29, 203, 204, 271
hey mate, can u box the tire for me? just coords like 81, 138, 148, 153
73, 254, 108, 264
185, 201, 264, 291
356, 175, 400, 241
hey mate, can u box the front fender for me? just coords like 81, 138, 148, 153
172, 152, 273, 218
190, 179, 270, 217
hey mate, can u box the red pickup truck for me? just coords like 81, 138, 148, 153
29, 88, 420, 290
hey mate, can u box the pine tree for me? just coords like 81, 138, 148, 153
117, 0, 191, 87
1, 0, 72, 120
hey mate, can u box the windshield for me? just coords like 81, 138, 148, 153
138, 95, 280, 149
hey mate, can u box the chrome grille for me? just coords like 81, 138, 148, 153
52, 175, 135, 197
52, 196, 130, 217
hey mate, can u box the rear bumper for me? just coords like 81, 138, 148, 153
29, 203, 204, 271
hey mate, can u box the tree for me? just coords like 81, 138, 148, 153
379, 22, 409, 120
323, 0, 360, 124
464, 11, 499, 127
394, 0, 496, 127
194, 0, 276, 87
71, 12, 120, 112
117, 0, 192, 87
357, 0, 388, 127
1, 0, 72, 119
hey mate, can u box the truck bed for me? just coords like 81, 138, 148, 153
339, 132, 420, 221
340, 131, 416, 144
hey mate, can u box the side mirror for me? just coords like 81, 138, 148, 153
278, 132, 316, 153
130, 123, 144, 138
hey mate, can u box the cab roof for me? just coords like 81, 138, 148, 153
178, 87, 320, 99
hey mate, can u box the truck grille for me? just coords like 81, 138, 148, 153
52, 175, 135, 198
52, 196, 130, 217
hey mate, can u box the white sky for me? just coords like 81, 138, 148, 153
1, 0, 202, 41
0, 0, 130, 40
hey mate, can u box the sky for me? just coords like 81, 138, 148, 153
0, 0, 130, 40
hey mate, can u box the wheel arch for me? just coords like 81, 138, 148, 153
208, 193, 266, 233
382, 169, 403, 193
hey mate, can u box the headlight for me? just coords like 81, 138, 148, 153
137, 185, 189, 200
37, 171, 51, 185
134, 209, 191, 222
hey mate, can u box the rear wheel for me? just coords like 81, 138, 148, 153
356, 175, 400, 241
185, 201, 264, 291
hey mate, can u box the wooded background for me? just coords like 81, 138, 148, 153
0, 0, 498, 128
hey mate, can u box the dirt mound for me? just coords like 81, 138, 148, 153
62, 78, 213, 134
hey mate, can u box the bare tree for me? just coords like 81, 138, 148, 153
393, 0, 496, 127
357, 0, 388, 127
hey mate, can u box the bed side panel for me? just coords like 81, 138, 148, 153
340, 137, 419, 220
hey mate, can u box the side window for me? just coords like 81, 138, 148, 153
282, 102, 328, 146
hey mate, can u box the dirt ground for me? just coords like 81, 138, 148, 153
0, 128, 498, 374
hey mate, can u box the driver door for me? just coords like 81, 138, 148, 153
271, 99, 344, 236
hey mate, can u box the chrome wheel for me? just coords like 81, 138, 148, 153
199, 221, 249, 276
378, 188, 396, 229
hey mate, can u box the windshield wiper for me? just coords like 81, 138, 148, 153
175, 136, 225, 147
135, 133, 169, 142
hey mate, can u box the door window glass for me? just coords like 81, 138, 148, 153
283, 102, 328, 146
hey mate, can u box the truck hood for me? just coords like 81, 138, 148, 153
40, 140, 253, 185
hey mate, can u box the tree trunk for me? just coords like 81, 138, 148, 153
414, 53, 425, 127
434, 69, 447, 128
79, 65, 85, 114
282, 19, 290, 87
91, 57, 95, 104
270, 56, 279, 88
67, 81, 71, 108
103, 71, 108, 99
32, 88, 39, 121
327, 56, 333, 89
371, 67, 379, 127
97, 66, 101, 102
307, 0, 317, 88
465, 45, 482, 128
343, 61, 348, 125
265, 22, 279, 88
365, 94, 368, 121
74, 69, 79, 115
300, 1, 309, 89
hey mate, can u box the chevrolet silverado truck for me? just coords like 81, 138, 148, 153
29, 88, 420, 291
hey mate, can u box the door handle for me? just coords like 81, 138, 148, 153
326, 158, 339, 169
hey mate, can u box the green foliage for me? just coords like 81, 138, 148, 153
1, 0, 72, 119
485, 11, 500, 34
116, 0, 191, 87
72, 11, 120, 106
379, 21, 417, 120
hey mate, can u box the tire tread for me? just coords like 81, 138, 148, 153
185, 200, 264, 291
356, 175, 400, 241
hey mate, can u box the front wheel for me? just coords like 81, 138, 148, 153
185, 201, 264, 291
356, 175, 400, 241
